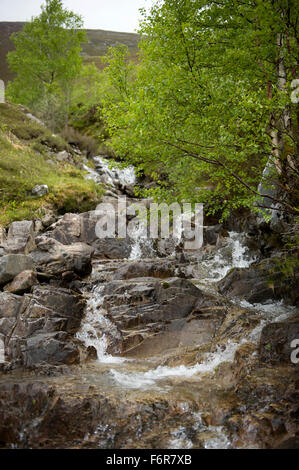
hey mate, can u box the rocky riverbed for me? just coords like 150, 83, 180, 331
0, 156, 298, 449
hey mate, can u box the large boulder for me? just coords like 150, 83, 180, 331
3, 270, 38, 295
22, 332, 80, 367
45, 211, 100, 246
204, 224, 224, 246
0, 255, 34, 285
3, 220, 36, 254
92, 237, 132, 259
46, 213, 83, 245
45, 210, 135, 259
89, 276, 227, 357
259, 317, 299, 364
1, 286, 85, 368
218, 259, 299, 305
27, 285, 85, 334
30, 236, 94, 276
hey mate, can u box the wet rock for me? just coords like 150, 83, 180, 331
2, 286, 85, 368
204, 224, 223, 246
259, 317, 299, 364
32, 185, 49, 197
96, 276, 226, 356
0, 255, 34, 285
30, 236, 94, 276
232, 341, 257, 382
0, 156, 297, 450
3, 270, 38, 294
0, 378, 197, 449
218, 259, 299, 305
22, 332, 80, 367
93, 237, 132, 259
227, 358, 299, 449
113, 261, 176, 280
4, 220, 36, 254
0, 381, 55, 446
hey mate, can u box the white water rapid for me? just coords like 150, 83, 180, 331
84, 156, 136, 188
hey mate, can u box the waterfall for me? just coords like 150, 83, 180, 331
237, 299, 296, 344
84, 156, 136, 188
76, 285, 126, 364
128, 221, 155, 260
110, 340, 240, 390
200, 231, 256, 282
78, 230, 294, 393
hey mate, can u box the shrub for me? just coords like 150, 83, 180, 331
61, 126, 99, 157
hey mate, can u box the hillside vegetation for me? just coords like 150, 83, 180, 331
0, 22, 139, 84
0, 102, 104, 226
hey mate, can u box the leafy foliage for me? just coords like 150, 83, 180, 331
102, 0, 299, 218
68, 63, 112, 143
7, 0, 86, 130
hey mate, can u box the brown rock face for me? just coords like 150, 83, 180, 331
0, 379, 202, 449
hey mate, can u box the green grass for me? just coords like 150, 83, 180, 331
0, 102, 104, 226
0, 102, 70, 152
